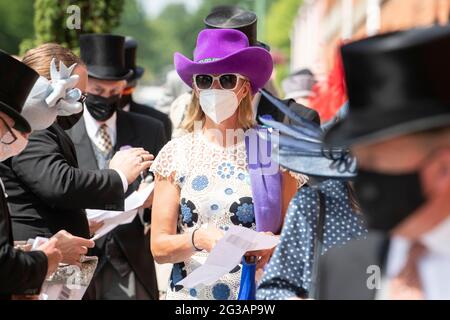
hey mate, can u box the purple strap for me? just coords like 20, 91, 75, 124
245, 127, 282, 233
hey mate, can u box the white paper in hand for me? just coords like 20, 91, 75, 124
88, 209, 138, 241
177, 226, 279, 288
124, 182, 154, 211
86, 183, 154, 240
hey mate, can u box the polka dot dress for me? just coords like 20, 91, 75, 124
151, 131, 256, 300
256, 179, 367, 300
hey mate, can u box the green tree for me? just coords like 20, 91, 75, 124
115, 0, 279, 83
0, 0, 35, 55
114, 0, 158, 82
151, 0, 262, 82
266, 0, 302, 53
21, 0, 124, 54
265, 0, 303, 86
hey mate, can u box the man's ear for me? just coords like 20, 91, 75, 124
422, 148, 450, 199
118, 80, 127, 91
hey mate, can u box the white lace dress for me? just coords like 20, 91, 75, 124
151, 131, 256, 300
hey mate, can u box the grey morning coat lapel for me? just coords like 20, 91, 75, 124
317, 232, 390, 300
66, 117, 99, 170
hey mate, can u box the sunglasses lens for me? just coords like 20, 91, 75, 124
219, 74, 238, 90
195, 75, 213, 90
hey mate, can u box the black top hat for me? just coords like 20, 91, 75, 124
80, 34, 133, 81
125, 37, 145, 82
325, 25, 450, 147
204, 5, 270, 51
0, 50, 38, 133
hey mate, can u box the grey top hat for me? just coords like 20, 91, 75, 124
204, 5, 270, 51
282, 69, 317, 100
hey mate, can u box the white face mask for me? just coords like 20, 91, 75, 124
0, 128, 28, 162
199, 88, 242, 124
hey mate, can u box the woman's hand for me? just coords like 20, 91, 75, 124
193, 226, 225, 252
244, 232, 277, 270
245, 247, 275, 270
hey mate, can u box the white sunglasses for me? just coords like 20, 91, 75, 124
193, 73, 248, 90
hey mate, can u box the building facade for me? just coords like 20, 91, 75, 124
291, 0, 450, 76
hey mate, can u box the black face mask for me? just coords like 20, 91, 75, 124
119, 94, 132, 110
85, 94, 120, 122
56, 109, 84, 130
354, 169, 426, 232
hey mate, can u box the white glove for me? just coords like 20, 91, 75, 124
21, 59, 83, 131
45, 60, 78, 106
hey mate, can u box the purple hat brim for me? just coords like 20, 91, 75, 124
174, 47, 273, 94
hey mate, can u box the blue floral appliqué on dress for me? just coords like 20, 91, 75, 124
212, 283, 231, 300
170, 262, 187, 292
230, 197, 255, 228
181, 205, 192, 223
237, 173, 246, 181
236, 203, 254, 224
189, 288, 197, 297
192, 175, 209, 191
179, 198, 198, 228
217, 162, 235, 179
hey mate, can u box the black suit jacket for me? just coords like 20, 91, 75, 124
317, 232, 390, 300
0, 123, 125, 240
130, 99, 172, 140
67, 110, 167, 299
0, 186, 48, 300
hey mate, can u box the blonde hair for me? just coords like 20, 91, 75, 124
181, 89, 256, 132
22, 43, 84, 80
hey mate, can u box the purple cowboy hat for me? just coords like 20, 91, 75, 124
174, 29, 273, 94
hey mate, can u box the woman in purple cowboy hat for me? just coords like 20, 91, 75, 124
150, 29, 302, 300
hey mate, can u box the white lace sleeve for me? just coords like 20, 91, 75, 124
150, 138, 182, 184
280, 167, 309, 189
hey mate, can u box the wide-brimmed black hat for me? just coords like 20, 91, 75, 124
79, 34, 133, 81
257, 88, 320, 125
125, 37, 144, 82
204, 5, 270, 51
0, 50, 38, 133
258, 90, 357, 179
325, 25, 450, 147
